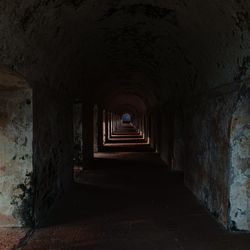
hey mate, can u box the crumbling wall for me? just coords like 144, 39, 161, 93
0, 89, 33, 227
182, 83, 249, 229
229, 84, 250, 231
33, 86, 73, 226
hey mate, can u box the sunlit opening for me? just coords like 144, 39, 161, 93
121, 113, 131, 123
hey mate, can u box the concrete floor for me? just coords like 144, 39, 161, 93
12, 152, 250, 249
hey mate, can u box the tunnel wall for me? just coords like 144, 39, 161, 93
173, 108, 185, 171
159, 106, 174, 168
82, 104, 94, 161
33, 86, 73, 226
229, 85, 250, 231
93, 105, 98, 153
182, 82, 249, 229
0, 89, 33, 227
73, 102, 83, 165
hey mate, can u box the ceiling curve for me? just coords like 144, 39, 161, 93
0, 0, 249, 103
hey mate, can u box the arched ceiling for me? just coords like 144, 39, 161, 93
0, 0, 249, 104
106, 92, 147, 116
95, 83, 158, 111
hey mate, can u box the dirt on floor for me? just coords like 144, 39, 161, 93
0, 228, 29, 250
2, 152, 250, 250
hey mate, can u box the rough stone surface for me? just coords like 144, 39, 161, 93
159, 106, 174, 167
0, 228, 28, 250
0, 89, 33, 227
0, 0, 249, 101
229, 83, 250, 231
0, 0, 249, 232
175, 81, 250, 231
33, 86, 73, 226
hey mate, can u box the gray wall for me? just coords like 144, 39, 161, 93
0, 89, 33, 227
163, 82, 250, 231
229, 84, 250, 231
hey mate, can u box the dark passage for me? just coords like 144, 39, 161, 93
21, 153, 250, 250
0, 1, 249, 249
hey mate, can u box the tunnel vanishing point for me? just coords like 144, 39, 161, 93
0, 0, 250, 249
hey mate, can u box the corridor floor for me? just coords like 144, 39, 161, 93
17, 152, 250, 250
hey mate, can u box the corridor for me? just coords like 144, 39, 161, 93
0, 1, 249, 249
14, 153, 250, 250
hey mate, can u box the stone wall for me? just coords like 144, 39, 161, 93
181, 82, 249, 230
0, 89, 33, 227
93, 105, 99, 153
172, 107, 185, 171
82, 104, 94, 162
229, 83, 250, 231
73, 102, 83, 165
159, 106, 174, 168
33, 86, 73, 226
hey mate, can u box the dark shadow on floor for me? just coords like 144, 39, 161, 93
23, 152, 250, 250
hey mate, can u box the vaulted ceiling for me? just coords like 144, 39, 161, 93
0, 0, 249, 107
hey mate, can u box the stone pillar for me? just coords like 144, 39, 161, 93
33, 86, 73, 226
93, 105, 98, 153
141, 115, 145, 139
104, 110, 109, 144
110, 112, 114, 135
82, 103, 94, 162
73, 102, 83, 165
150, 110, 160, 151
97, 107, 104, 150
108, 111, 112, 141
144, 115, 148, 142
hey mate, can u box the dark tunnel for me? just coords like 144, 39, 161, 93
0, 1, 249, 249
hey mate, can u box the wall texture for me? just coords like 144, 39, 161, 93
229, 83, 250, 231
0, 0, 249, 231
33, 86, 73, 226
82, 104, 94, 162
159, 106, 174, 168
0, 89, 33, 227
180, 82, 249, 230
73, 102, 83, 165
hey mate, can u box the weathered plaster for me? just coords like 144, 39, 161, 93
159, 106, 174, 168
0, 0, 249, 231
229, 84, 250, 231
0, 89, 33, 227
180, 89, 236, 227
173, 82, 249, 230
